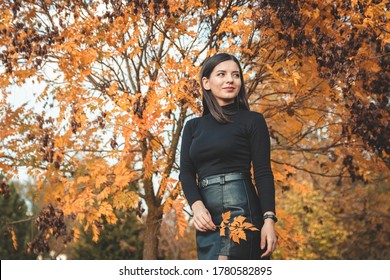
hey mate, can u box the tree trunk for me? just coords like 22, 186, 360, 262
142, 205, 162, 259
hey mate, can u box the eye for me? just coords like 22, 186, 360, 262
217, 73, 225, 77
233, 73, 240, 78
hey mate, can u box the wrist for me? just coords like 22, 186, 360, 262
263, 219, 275, 225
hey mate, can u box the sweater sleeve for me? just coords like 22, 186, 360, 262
249, 113, 276, 214
179, 120, 202, 207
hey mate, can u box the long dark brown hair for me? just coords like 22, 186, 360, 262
200, 53, 250, 123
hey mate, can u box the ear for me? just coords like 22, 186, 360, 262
202, 77, 210, 90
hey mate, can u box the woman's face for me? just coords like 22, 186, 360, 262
202, 60, 241, 106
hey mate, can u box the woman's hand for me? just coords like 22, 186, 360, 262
191, 200, 216, 232
260, 219, 277, 258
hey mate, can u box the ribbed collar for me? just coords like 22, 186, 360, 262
221, 101, 241, 114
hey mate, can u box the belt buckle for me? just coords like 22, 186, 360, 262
202, 178, 209, 187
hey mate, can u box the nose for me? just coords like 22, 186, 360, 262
226, 74, 234, 83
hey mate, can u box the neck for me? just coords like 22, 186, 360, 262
221, 101, 240, 114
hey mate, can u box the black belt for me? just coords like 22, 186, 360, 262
199, 172, 248, 188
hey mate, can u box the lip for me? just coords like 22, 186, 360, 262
223, 87, 235, 90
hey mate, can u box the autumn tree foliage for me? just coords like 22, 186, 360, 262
243, 0, 390, 259
1, 0, 388, 259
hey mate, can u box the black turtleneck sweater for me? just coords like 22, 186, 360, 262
179, 103, 275, 215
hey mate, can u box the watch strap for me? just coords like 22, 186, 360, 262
263, 213, 278, 223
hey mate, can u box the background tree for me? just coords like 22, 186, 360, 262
158, 210, 197, 259
66, 210, 144, 259
0, 177, 36, 259
1, 0, 388, 259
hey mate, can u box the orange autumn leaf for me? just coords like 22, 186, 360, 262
172, 199, 188, 239
95, 175, 107, 189
219, 211, 232, 237
220, 226, 226, 237
220, 211, 259, 244
221, 211, 231, 223
229, 227, 248, 244
10, 226, 18, 250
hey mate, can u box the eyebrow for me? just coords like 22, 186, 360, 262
215, 70, 240, 73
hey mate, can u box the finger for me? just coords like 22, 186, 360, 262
268, 237, 276, 251
194, 220, 206, 232
261, 245, 272, 258
200, 213, 216, 230
264, 237, 277, 257
271, 237, 277, 252
194, 223, 202, 231
261, 233, 266, 250
207, 212, 217, 229
262, 236, 276, 257
205, 211, 215, 224
194, 213, 208, 230
205, 217, 216, 230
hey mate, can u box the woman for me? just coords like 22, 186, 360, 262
179, 53, 277, 260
